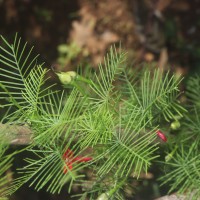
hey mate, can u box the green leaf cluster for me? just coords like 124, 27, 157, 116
0, 126, 13, 200
159, 75, 200, 200
161, 144, 200, 200
0, 34, 185, 199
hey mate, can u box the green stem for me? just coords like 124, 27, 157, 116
76, 75, 94, 85
107, 177, 127, 196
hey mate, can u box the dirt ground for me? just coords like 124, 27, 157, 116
1, 0, 200, 73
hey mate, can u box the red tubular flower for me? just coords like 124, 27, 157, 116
156, 130, 167, 142
74, 156, 92, 162
63, 148, 92, 174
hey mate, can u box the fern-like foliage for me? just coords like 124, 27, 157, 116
0, 35, 186, 199
0, 34, 55, 122
89, 46, 125, 109
124, 69, 185, 126
6, 144, 89, 195
180, 75, 200, 142
0, 132, 13, 199
160, 144, 200, 200
95, 107, 159, 179
0, 35, 89, 195
32, 89, 88, 145
75, 175, 127, 200
186, 75, 200, 107
159, 75, 200, 199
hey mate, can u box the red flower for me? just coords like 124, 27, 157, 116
156, 130, 167, 142
63, 148, 92, 174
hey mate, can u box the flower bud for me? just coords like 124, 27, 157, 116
97, 193, 109, 200
56, 71, 77, 85
170, 120, 180, 130
156, 130, 167, 142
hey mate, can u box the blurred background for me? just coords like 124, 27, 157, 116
1, 0, 200, 74
1, 0, 200, 199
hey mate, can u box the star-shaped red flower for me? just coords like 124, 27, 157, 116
63, 148, 92, 174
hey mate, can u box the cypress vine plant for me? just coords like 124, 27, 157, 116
159, 75, 200, 200
0, 34, 199, 199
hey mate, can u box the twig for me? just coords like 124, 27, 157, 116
0, 123, 32, 145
